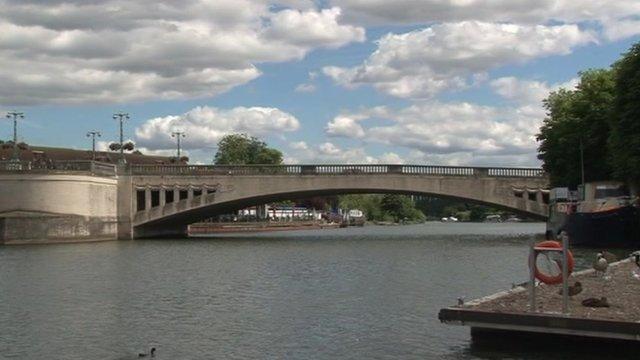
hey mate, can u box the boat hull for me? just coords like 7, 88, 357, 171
566, 205, 640, 247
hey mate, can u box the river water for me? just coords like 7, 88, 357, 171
0, 223, 632, 359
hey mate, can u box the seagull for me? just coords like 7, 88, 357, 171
593, 253, 608, 276
631, 251, 640, 269
581, 297, 610, 308
558, 281, 582, 296
139, 348, 156, 358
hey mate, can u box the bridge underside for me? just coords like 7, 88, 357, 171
129, 174, 549, 239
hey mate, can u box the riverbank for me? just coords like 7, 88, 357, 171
189, 221, 341, 234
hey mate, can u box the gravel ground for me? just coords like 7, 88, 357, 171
467, 260, 640, 322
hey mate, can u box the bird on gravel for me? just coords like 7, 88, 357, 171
631, 251, 640, 269
558, 281, 582, 297
593, 253, 608, 276
581, 297, 610, 308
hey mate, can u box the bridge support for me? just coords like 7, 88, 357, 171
116, 172, 134, 240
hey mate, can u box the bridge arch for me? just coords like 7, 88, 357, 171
126, 164, 549, 238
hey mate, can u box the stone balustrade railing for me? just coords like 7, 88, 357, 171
128, 164, 546, 178
0, 161, 546, 179
0, 160, 117, 177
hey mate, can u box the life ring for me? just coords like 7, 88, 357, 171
531, 240, 574, 285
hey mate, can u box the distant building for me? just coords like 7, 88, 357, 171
236, 205, 321, 220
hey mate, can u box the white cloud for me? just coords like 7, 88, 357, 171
377, 152, 404, 164
330, 0, 640, 40
361, 101, 537, 156
602, 19, 640, 41
326, 114, 366, 138
289, 141, 309, 150
490, 76, 579, 106
0, 1, 365, 105
318, 142, 342, 155
135, 106, 300, 150
264, 7, 365, 49
322, 75, 580, 167
286, 142, 379, 164
294, 83, 316, 93
324, 21, 595, 99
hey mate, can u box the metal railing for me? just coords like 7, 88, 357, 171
0, 160, 117, 177
128, 164, 546, 178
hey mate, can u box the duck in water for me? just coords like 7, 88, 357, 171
139, 348, 156, 358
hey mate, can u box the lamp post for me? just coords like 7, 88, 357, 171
171, 131, 185, 159
6, 111, 24, 162
86, 131, 102, 161
112, 112, 129, 164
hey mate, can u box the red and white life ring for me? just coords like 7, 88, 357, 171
531, 240, 574, 285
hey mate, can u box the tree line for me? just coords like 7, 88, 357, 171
537, 42, 640, 188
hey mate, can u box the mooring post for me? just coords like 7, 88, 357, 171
561, 234, 569, 314
529, 242, 536, 312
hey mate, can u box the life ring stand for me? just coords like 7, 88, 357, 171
531, 240, 574, 285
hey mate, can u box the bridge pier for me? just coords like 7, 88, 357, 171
116, 173, 134, 240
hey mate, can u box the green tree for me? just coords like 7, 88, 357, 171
339, 194, 383, 221
609, 42, 640, 183
380, 194, 425, 222
214, 134, 283, 165
537, 69, 616, 187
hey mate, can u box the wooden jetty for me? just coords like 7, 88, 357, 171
439, 259, 640, 343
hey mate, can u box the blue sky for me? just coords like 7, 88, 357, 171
1, 1, 639, 166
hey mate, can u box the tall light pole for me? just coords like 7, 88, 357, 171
171, 131, 186, 159
6, 111, 24, 162
112, 112, 129, 164
86, 131, 102, 161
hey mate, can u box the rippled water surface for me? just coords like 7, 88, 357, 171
0, 223, 633, 359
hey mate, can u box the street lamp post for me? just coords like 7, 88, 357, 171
86, 131, 102, 161
112, 112, 129, 164
171, 131, 186, 159
5, 111, 24, 162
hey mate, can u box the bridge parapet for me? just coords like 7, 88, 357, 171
0, 160, 116, 177
128, 164, 546, 178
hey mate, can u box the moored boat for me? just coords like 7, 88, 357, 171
547, 182, 640, 246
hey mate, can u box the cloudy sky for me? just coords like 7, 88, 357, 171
1, 0, 638, 166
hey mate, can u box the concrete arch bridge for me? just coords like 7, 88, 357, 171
122, 164, 550, 239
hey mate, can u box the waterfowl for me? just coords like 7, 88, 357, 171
593, 253, 608, 276
631, 251, 640, 269
581, 297, 610, 308
558, 281, 582, 296
139, 348, 156, 358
